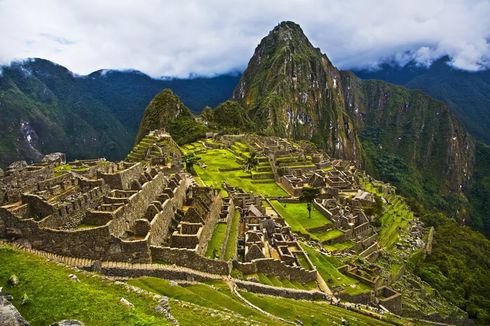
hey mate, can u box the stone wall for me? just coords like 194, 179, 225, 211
148, 199, 174, 245
150, 245, 230, 275
100, 265, 216, 282
21, 193, 54, 218
235, 280, 330, 300
109, 172, 166, 237
97, 162, 144, 190
1, 207, 152, 262
233, 258, 317, 284
375, 286, 402, 315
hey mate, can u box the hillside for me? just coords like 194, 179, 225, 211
354, 57, 490, 145
0, 59, 239, 166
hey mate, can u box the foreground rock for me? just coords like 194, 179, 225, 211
0, 289, 30, 326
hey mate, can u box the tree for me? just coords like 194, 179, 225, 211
183, 153, 200, 174
244, 151, 258, 172
299, 187, 320, 218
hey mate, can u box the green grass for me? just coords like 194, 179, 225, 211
360, 179, 414, 248
324, 240, 356, 252
205, 223, 227, 258
0, 245, 165, 326
129, 277, 278, 325
270, 200, 337, 242
317, 229, 344, 242
378, 196, 413, 248
302, 246, 372, 296
246, 273, 318, 290
193, 148, 287, 197
240, 292, 393, 325
224, 209, 240, 260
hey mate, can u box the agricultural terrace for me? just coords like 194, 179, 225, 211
361, 179, 414, 248
240, 292, 393, 326
302, 245, 372, 296
269, 200, 345, 243
130, 277, 396, 326
190, 145, 287, 197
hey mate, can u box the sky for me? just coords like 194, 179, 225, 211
1, 0, 489, 78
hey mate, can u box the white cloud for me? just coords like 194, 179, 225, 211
0, 0, 489, 77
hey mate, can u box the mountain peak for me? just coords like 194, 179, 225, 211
263, 21, 311, 48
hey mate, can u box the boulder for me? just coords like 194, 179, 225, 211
8, 275, 19, 287
7, 161, 27, 171
68, 274, 80, 282
42, 153, 66, 165
119, 297, 134, 308
0, 293, 30, 326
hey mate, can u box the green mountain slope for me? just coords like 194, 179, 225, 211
0, 59, 239, 167
135, 89, 208, 145
0, 60, 132, 164
342, 72, 475, 215
354, 57, 490, 145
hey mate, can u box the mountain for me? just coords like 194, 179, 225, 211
354, 57, 490, 145
0, 58, 239, 166
233, 21, 474, 220
135, 88, 208, 145
233, 21, 361, 162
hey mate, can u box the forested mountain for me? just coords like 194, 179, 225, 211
354, 57, 490, 145
0, 58, 239, 166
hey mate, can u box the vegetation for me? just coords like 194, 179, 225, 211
302, 245, 372, 296
224, 210, 240, 260
201, 100, 254, 133
0, 245, 165, 325
182, 153, 200, 174
299, 186, 320, 218
269, 200, 340, 242
205, 223, 227, 259
414, 213, 490, 324
128, 277, 278, 325
136, 88, 209, 145
244, 273, 317, 291
192, 148, 287, 197
240, 292, 393, 325
466, 143, 490, 236
355, 56, 490, 145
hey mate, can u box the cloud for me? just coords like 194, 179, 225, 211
0, 0, 489, 77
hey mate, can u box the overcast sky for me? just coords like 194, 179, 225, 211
1, 0, 489, 77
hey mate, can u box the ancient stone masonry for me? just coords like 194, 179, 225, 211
0, 133, 434, 319
0, 155, 194, 263
225, 185, 317, 284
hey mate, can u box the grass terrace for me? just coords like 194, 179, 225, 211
269, 200, 342, 242
240, 292, 394, 326
0, 245, 165, 326
324, 240, 356, 252
193, 148, 287, 197
303, 245, 372, 296
224, 209, 240, 260
244, 273, 318, 291
361, 179, 414, 248
129, 277, 277, 325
